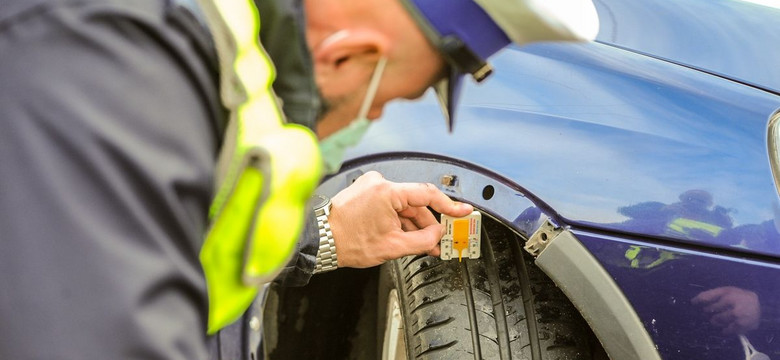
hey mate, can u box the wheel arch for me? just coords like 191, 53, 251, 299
321, 153, 660, 360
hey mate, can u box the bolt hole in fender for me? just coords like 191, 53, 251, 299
265, 154, 659, 359
340, 155, 659, 360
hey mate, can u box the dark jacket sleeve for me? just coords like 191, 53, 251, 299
256, 0, 321, 287
0, 1, 221, 359
257, 0, 321, 130
273, 211, 319, 286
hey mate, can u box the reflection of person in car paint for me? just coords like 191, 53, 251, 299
719, 220, 780, 252
692, 286, 761, 335
717, 202, 780, 253
691, 286, 778, 359
616, 189, 733, 241
617, 189, 780, 253
663, 190, 733, 239
610, 190, 734, 271
610, 191, 779, 358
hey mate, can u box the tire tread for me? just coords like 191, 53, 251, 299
391, 218, 593, 359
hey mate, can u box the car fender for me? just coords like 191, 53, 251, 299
318, 155, 660, 360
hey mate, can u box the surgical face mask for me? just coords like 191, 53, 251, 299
320, 56, 388, 174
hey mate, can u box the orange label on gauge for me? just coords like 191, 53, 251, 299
453, 219, 469, 261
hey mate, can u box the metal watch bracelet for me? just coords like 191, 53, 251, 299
313, 197, 337, 274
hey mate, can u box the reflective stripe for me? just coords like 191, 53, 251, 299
667, 217, 724, 237
623, 245, 678, 270
200, 164, 267, 334
624, 245, 641, 268
195, 0, 322, 334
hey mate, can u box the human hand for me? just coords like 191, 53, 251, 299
691, 286, 761, 335
328, 171, 473, 268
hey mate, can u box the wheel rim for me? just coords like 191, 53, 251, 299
381, 289, 407, 360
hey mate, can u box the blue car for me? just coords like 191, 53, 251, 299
265, 1, 780, 359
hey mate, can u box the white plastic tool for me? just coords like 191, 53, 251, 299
740, 335, 770, 360
440, 211, 482, 261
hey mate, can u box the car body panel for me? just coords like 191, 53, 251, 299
323, 156, 780, 359
577, 230, 780, 359
594, 0, 780, 95
319, 157, 663, 360
347, 42, 780, 258
319, 155, 555, 240
335, 2, 780, 357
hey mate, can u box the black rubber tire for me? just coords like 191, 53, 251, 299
379, 217, 594, 360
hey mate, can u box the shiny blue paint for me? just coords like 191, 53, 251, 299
594, 0, 780, 94
348, 41, 780, 258
340, 2, 780, 357
577, 230, 780, 359
318, 155, 555, 240
327, 155, 780, 359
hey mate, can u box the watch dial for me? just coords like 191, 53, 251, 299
311, 194, 329, 210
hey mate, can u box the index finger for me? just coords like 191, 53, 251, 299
692, 287, 728, 305
392, 182, 473, 217
703, 298, 733, 314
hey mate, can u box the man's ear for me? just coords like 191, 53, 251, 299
311, 29, 389, 98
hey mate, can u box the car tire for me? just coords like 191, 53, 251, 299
377, 217, 596, 360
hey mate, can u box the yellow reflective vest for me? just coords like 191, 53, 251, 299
195, 0, 322, 334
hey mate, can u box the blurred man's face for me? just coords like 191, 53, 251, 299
304, 0, 447, 138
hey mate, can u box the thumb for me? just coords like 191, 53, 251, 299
437, 201, 474, 218
692, 287, 726, 305
396, 223, 442, 257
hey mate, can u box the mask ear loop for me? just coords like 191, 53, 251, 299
356, 56, 388, 120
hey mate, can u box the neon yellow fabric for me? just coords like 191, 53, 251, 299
623, 245, 678, 269
621, 217, 725, 270
200, 167, 265, 334
196, 0, 322, 334
667, 217, 724, 237
624, 245, 641, 268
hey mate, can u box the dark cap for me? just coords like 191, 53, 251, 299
400, 0, 600, 131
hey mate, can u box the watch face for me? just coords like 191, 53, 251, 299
311, 194, 330, 210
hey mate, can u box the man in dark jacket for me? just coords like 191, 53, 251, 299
0, 0, 469, 358
0, 0, 597, 358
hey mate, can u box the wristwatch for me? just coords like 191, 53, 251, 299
312, 194, 338, 274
